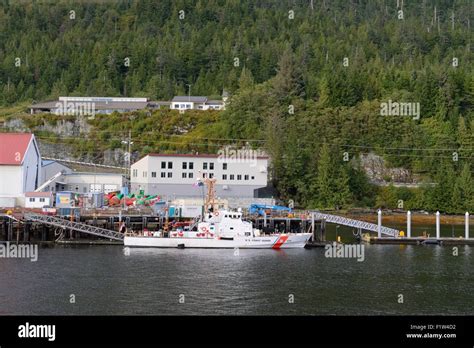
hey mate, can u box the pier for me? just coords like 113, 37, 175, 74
0, 209, 472, 247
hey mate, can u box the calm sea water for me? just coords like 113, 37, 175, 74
0, 236, 472, 315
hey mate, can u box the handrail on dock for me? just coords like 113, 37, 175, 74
24, 214, 124, 241
310, 212, 399, 237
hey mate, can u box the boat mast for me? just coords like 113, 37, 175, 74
204, 178, 217, 213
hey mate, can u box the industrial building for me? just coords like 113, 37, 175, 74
40, 160, 128, 194
30, 93, 228, 115
0, 133, 42, 207
130, 153, 269, 199
60, 172, 128, 194
30, 97, 150, 115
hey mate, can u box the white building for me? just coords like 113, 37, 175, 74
170, 96, 226, 111
38, 160, 128, 194
24, 192, 54, 208
61, 172, 128, 194
0, 133, 42, 204
130, 153, 268, 199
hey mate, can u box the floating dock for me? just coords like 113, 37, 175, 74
370, 237, 474, 245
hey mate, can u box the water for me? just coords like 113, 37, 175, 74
0, 243, 472, 315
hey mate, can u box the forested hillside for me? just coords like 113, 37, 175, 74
0, 0, 472, 212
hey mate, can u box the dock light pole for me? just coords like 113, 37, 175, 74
436, 211, 440, 239
407, 210, 411, 238
186, 84, 191, 102
377, 209, 382, 238
466, 212, 470, 239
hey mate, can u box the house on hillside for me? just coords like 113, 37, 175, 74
170, 96, 226, 110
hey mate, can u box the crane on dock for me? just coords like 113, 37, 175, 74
34, 171, 64, 192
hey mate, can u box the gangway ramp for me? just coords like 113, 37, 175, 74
25, 214, 124, 241
311, 212, 399, 237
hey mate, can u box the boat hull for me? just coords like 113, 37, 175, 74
124, 233, 311, 249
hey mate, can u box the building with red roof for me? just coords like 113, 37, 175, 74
0, 133, 42, 204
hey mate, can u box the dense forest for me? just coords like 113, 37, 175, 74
0, 0, 473, 212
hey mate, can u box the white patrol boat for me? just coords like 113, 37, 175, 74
124, 178, 310, 249
124, 209, 310, 249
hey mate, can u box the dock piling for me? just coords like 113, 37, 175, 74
436, 211, 440, 239
407, 210, 411, 238
377, 209, 382, 238
466, 212, 470, 239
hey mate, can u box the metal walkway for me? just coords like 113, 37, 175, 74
311, 212, 399, 237
25, 214, 124, 241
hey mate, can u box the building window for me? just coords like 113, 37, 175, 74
161, 161, 166, 169
186, 104, 191, 109
152, 172, 156, 178
237, 175, 242, 180
230, 175, 234, 180
161, 172, 166, 178
174, 104, 179, 109
251, 176, 255, 180
182, 162, 187, 169
168, 162, 173, 169
210, 163, 214, 170
39, 198, 45, 202
209, 173, 214, 178
133, 169, 138, 177
222, 174, 227, 180
143, 171, 147, 178
189, 162, 194, 169
203, 173, 207, 178
182, 173, 187, 178
223, 163, 227, 170
189, 173, 193, 178
29, 198, 35, 202
203, 162, 208, 170
167, 172, 172, 178
244, 175, 249, 180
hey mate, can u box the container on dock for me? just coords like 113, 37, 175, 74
91, 192, 104, 208
178, 205, 202, 218
152, 201, 167, 214
56, 191, 75, 208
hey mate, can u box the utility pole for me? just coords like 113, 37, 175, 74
122, 130, 133, 181
128, 129, 132, 176
186, 84, 191, 102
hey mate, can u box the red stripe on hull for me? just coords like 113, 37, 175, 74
272, 235, 289, 249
